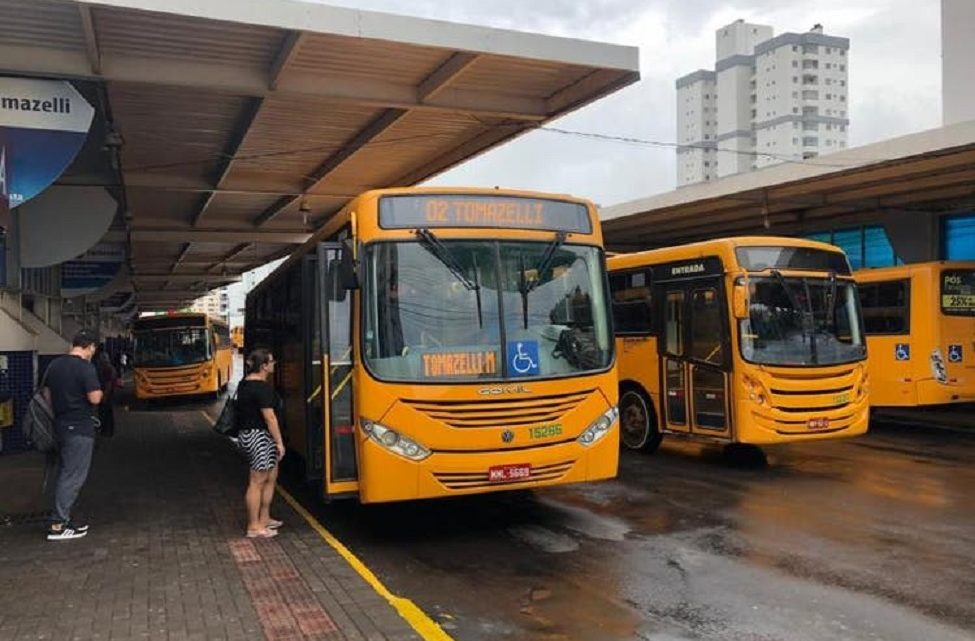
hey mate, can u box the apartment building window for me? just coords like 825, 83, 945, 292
840, 95, 846, 102
825, 78, 833, 85
793, 76, 798, 83
802, 90, 819, 100
792, 45, 798, 52
840, 80, 846, 87
803, 151, 818, 159
803, 106, 819, 116
840, 50, 846, 57
826, 139, 833, 146
793, 107, 799, 113
840, 63, 846, 69
840, 125, 846, 132
802, 59, 818, 69
802, 74, 818, 85
802, 136, 818, 146
825, 93, 832, 100
803, 44, 818, 54
792, 60, 798, 68
803, 122, 817, 131
792, 137, 799, 144
826, 123, 833, 131
826, 47, 832, 54
825, 62, 832, 69
792, 91, 799, 99
793, 121, 799, 129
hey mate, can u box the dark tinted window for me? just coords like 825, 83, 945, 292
858, 280, 909, 334
609, 268, 654, 334
736, 246, 851, 275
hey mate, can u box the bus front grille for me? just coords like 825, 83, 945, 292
433, 460, 575, 490
764, 368, 858, 412
403, 391, 592, 428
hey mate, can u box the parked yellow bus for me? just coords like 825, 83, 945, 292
855, 261, 975, 407
230, 326, 244, 353
609, 237, 869, 453
246, 187, 618, 503
132, 313, 233, 400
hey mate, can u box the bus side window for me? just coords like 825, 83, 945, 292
859, 280, 909, 335
610, 268, 654, 334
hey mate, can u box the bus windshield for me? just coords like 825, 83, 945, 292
133, 327, 211, 367
740, 276, 865, 366
363, 239, 612, 381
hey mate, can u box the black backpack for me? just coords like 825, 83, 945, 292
552, 327, 605, 371
21, 369, 57, 453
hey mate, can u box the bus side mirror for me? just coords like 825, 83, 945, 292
732, 283, 749, 319
339, 239, 359, 291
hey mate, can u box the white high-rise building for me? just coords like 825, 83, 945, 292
677, 20, 850, 187
943, 0, 975, 126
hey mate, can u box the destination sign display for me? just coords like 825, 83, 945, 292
422, 351, 499, 378
379, 195, 592, 233
941, 270, 975, 316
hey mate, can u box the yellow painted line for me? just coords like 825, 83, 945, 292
197, 410, 454, 641
277, 488, 455, 641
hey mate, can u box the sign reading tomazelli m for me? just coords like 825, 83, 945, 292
0, 77, 94, 209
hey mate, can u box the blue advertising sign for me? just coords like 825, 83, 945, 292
0, 77, 94, 210
507, 340, 540, 377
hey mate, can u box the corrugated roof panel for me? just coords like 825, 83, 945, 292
0, 0, 85, 51
110, 83, 249, 182
451, 56, 593, 98
94, 6, 286, 68
287, 33, 449, 85
126, 187, 202, 227
230, 97, 383, 183
318, 110, 488, 193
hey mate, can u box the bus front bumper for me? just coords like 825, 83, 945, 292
356, 428, 619, 504
740, 396, 870, 444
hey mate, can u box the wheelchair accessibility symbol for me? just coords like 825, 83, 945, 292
507, 341, 540, 377
948, 344, 963, 363
895, 344, 910, 361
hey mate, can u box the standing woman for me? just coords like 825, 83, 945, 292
236, 348, 285, 538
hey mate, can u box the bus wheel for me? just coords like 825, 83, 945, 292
722, 443, 767, 468
619, 389, 662, 453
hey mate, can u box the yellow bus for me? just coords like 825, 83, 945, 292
132, 313, 233, 400
246, 187, 618, 503
231, 326, 244, 353
609, 237, 869, 454
855, 261, 975, 406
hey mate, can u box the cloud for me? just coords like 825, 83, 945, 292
302, 0, 942, 205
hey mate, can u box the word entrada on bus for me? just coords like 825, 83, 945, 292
609, 237, 870, 453
132, 313, 233, 401
245, 188, 618, 503
855, 261, 975, 407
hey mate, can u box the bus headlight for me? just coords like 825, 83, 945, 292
742, 375, 769, 406
362, 420, 431, 461
577, 406, 618, 446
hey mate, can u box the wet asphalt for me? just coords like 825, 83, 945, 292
283, 423, 975, 641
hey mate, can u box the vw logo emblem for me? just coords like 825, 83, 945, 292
501, 430, 515, 443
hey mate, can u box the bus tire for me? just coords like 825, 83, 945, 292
619, 387, 662, 453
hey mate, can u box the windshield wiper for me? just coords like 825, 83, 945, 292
771, 269, 817, 363
825, 270, 838, 332
525, 231, 568, 295
800, 277, 819, 365
415, 229, 483, 327
518, 231, 568, 330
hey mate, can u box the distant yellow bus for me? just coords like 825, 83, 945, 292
855, 261, 975, 407
132, 313, 233, 400
231, 326, 244, 353
246, 187, 618, 503
609, 237, 869, 453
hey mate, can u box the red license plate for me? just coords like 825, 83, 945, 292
808, 417, 830, 430
488, 463, 531, 482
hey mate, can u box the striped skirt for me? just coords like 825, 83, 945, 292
237, 429, 278, 472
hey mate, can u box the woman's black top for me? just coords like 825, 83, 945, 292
236, 379, 275, 432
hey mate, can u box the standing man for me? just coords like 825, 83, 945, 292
43, 330, 103, 541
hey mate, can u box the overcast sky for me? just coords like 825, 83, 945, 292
303, 0, 942, 208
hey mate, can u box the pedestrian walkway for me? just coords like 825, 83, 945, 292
0, 403, 425, 641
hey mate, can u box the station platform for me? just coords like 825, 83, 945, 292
0, 402, 425, 641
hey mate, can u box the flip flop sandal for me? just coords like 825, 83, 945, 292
267, 519, 284, 529
245, 528, 278, 539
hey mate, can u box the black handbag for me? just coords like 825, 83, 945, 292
213, 391, 239, 437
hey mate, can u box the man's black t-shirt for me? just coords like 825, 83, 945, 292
45, 355, 101, 437
236, 379, 275, 432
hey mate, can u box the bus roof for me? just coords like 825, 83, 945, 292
608, 236, 843, 271
854, 261, 975, 281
